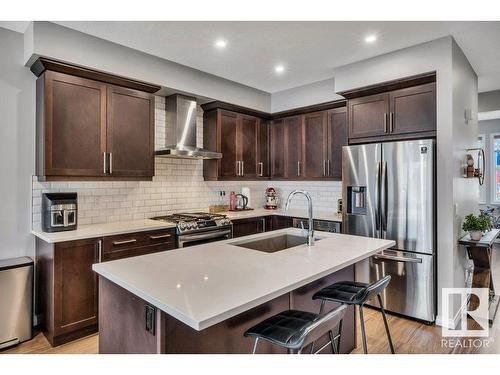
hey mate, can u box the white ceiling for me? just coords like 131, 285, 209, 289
3, 21, 500, 93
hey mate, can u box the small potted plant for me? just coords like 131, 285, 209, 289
462, 214, 491, 241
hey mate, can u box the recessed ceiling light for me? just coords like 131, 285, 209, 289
274, 65, 285, 74
364, 34, 377, 44
214, 39, 227, 49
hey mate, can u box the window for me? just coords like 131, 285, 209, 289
478, 134, 486, 204
490, 133, 500, 203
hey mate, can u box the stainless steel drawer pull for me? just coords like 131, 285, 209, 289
112, 239, 137, 246
149, 234, 171, 240
373, 254, 422, 263
97, 240, 103, 263
103, 152, 107, 174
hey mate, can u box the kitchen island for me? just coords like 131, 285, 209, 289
92, 228, 394, 354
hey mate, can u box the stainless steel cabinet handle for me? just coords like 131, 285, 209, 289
150, 234, 171, 240
297, 161, 301, 176
373, 254, 422, 263
241, 161, 244, 176
258, 162, 264, 177
389, 112, 394, 133
109, 152, 113, 174
235, 161, 239, 176
97, 240, 103, 263
327, 159, 331, 176
383, 113, 388, 133
112, 239, 137, 246
261, 218, 266, 232
323, 160, 327, 177
103, 152, 107, 174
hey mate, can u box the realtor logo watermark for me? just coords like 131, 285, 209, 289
440, 288, 492, 349
442, 288, 489, 337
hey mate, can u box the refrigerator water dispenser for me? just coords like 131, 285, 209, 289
347, 186, 366, 215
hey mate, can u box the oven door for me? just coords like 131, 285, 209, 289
178, 227, 233, 248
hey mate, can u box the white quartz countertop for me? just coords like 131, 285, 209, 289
32, 219, 176, 243
224, 208, 342, 222
92, 228, 394, 331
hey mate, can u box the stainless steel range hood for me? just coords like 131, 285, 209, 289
155, 94, 222, 159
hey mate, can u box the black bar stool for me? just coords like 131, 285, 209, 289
244, 305, 346, 354
312, 275, 395, 354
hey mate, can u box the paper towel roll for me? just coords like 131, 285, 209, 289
241, 187, 251, 208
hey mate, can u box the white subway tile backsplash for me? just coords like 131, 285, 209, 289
31, 96, 342, 228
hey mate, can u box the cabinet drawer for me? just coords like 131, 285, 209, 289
102, 242, 175, 262
103, 228, 175, 252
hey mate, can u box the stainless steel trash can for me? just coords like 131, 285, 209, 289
0, 257, 33, 349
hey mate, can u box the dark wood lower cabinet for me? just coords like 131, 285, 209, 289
36, 237, 100, 346
35, 228, 176, 346
98, 265, 355, 354
232, 215, 292, 238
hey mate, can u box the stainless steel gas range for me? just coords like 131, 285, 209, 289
151, 212, 233, 248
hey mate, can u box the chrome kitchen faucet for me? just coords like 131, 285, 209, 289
285, 190, 315, 246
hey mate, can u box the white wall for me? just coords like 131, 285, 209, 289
332, 36, 479, 326
0, 27, 35, 259
24, 22, 271, 112
451, 39, 479, 317
271, 78, 343, 113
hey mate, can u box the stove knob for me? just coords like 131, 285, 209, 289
179, 222, 187, 231
189, 223, 197, 230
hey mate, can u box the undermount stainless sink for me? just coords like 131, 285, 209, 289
232, 233, 322, 253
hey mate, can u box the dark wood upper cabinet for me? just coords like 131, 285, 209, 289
36, 70, 155, 180
303, 111, 328, 178
270, 119, 286, 179
285, 116, 304, 179
239, 115, 258, 177
257, 120, 270, 178
346, 77, 436, 143
203, 109, 267, 180
219, 111, 239, 178
203, 100, 348, 181
106, 85, 155, 177
389, 83, 436, 136
37, 71, 107, 177
327, 107, 348, 180
348, 93, 390, 140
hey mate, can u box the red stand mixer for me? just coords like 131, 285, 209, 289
264, 187, 279, 210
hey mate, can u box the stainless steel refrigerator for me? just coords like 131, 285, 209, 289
342, 139, 435, 323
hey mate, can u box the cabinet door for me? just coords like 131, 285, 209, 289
271, 216, 293, 231
348, 93, 389, 140
257, 120, 270, 178
285, 116, 304, 178
219, 111, 239, 178
327, 107, 348, 179
106, 85, 155, 177
303, 111, 328, 178
239, 115, 258, 178
232, 217, 266, 238
389, 83, 436, 135
43, 71, 106, 177
54, 238, 99, 336
270, 119, 286, 178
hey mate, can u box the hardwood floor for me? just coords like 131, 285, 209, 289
4, 245, 500, 355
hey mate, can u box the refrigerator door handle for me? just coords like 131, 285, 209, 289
373, 254, 423, 263
381, 161, 388, 232
375, 161, 381, 232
